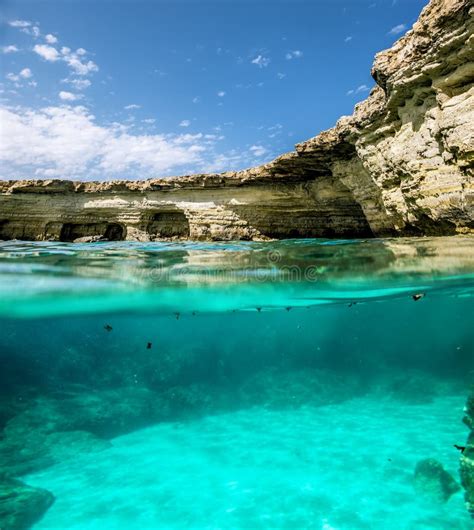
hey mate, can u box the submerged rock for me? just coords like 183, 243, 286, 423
413, 458, 460, 503
461, 390, 474, 518
0, 477, 54, 530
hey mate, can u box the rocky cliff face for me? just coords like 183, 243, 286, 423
0, 0, 473, 242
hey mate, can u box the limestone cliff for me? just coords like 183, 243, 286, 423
0, 0, 473, 241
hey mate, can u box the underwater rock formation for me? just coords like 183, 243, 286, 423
461, 390, 474, 517
0, 0, 472, 240
0, 477, 54, 530
413, 458, 461, 503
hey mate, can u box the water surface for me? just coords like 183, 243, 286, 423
0, 237, 473, 529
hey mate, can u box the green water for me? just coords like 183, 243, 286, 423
0, 237, 473, 529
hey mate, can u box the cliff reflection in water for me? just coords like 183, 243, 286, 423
0, 236, 473, 529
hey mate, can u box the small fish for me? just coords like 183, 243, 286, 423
192, 311, 196, 316
174, 312, 180, 320
412, 293, 425, 302
285, 307, 292, 312
256, 307, 262, 312
146, 342, 152, 350
104, 324, 113, 332
348, 302, 357, 308
454, 444, 466, 453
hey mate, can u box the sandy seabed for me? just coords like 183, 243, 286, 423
26, 395, 470, 530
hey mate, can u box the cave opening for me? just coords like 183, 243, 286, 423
146, 211, 190, 239
59, 222, 125, 242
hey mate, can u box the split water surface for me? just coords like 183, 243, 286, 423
0, 237, 473, 529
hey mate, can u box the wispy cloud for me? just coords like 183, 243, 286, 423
124, 104, 141, 110
6, 68, 33, 82
285, 50, 303, 60
8, 20, 31, 28
388, 23, 407, 35
249, 145, 267, 157
251, 55, 270, 68
62, 78, 91, 90
179, 119, 191, 127
2, 45, 19, 54
217, 91, 226, 97
346, 84, 371, 96
277, 73, 286, 80
344, 36, 353, 43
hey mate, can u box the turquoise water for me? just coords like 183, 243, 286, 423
0, 237, 473, 529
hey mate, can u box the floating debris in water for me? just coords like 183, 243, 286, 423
146, 342, 152, 350
454, 444, 466, 453
104, 324, 113, 332
412, 293, 425, 302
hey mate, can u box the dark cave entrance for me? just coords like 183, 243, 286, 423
146, 211, 190, 239
59, 222, 126, 242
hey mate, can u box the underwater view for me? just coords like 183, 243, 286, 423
0, 236, 473, 529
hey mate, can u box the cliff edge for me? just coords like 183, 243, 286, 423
0, 0, 473, 241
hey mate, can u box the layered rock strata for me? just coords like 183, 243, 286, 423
0, 0, 473, 241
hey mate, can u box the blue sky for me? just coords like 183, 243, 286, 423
0, 0, 428, 180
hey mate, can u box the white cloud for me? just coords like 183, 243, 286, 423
62, 50, 98, 75
2, 45, 19, 54
59, 91, 81, 101
8, 20, 31, 28
33, 43, 98, 75
388, 23, 407, 35
179, 120, 191, 127
6, 69, 33, 83
62, 78, 91, 90
217, 91, 226, 97
347, 84, 370, 96
192, 96, 200, 103
143, 118, 156, 124
277, 72, 286, 80
0, 105, 235, 179
285, 50, 303, 60
20, 68, 33, 79
45, 34, 58, 44
124, 104, 141, 110
249, 145, 267, 157
33, 44, 60, 62
251, 55, 270, 68
345, 36, 353, 43
76, 48, 87, 56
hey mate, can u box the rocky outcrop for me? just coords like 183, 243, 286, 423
0, 0, 473, 241
413, 458, 461, 503
0, 477, 54, 530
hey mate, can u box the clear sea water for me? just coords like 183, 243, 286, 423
0, 237, 473, 529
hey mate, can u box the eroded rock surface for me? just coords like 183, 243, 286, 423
0, 0, 472, 241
